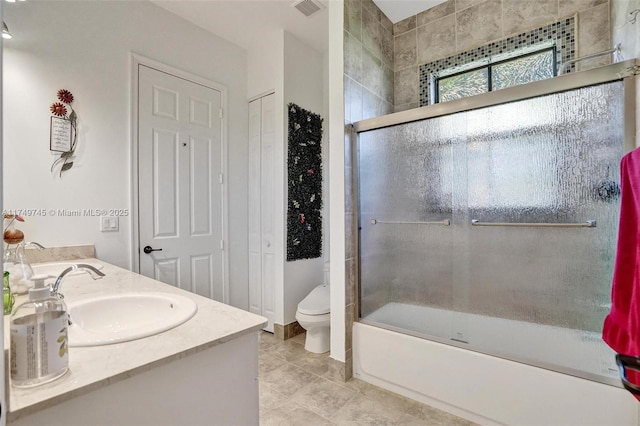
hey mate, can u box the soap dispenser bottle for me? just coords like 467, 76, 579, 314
10, 274, 69, 387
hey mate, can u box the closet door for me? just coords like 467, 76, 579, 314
248, 93, 276, 332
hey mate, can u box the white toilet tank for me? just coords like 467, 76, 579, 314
298, 284, 330, 315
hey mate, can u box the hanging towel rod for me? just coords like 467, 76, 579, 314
559, 44, 621, 74
471, 219, 596, 228
370, 219, 451, 226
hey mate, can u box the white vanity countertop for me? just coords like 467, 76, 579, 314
5, 259, 267, 421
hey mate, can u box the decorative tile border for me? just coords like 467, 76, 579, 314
419, 17, 576, 106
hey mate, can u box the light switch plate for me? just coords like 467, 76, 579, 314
100, 216, 119, 232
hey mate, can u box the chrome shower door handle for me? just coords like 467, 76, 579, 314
370, 219, 451, 226
471, 219, 596, 228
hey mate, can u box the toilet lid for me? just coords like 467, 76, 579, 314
298, 284, 330, 315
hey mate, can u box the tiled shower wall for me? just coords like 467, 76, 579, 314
344, 0, 394, 123
394, 0, 612, 111
343, 0, 394, 380
342, 0, 614, 381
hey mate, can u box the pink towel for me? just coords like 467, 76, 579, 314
603, 148, 640, 398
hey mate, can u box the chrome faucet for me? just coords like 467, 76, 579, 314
25, 242, 46, 250
52, 264, 105, 297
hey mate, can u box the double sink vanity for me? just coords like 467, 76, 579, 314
4, 257, 267, 425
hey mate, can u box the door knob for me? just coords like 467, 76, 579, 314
143, 246, 163, 254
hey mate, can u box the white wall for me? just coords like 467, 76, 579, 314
612, 0, 640, 61
323, 51, 331, 264
283, 31, 325, 325
2, 1, 249, 308
328, 0, 346, 362
247, 30, 326, 326
247, 30, 283, 100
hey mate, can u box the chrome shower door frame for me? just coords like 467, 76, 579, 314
353, 59, 638, 387
354, 59, 637, 151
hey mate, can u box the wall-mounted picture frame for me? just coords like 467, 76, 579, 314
50, 116, 72, 152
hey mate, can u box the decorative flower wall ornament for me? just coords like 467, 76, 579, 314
57, 89, 74, 104
50, 89, 78, 176
50, 103, 67, 117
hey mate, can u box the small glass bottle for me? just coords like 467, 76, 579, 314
3, 241, 35, 295
10, 275, 69, 387
3, 215, 34, 294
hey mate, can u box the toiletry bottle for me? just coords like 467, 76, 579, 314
3, 241, 35, 294
3, 215, 34, 294
10, 274, 69, 387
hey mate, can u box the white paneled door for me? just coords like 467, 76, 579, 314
248, 94, 276, 331
138, 65, 225, 302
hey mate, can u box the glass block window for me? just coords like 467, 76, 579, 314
438, 68, 489, 102
419, 17, 576, 106
492, 49, 555, 90
434, 47, 556, 104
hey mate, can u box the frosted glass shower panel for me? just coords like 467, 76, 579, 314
466, 82, 624, 378
359, 118, 457, 339
466, 83, 623, 326
357, 80, 626, 383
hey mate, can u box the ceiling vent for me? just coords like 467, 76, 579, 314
292, 0, 325, 17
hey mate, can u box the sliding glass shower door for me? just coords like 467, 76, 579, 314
359, 113, 459, 340
358, 81, 626, 383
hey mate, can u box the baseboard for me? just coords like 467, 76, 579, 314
273, 321, 305, 340
326, 357, 350, 383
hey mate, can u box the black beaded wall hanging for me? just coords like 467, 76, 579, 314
286, 103, 323, 261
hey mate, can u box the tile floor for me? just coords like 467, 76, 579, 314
259, 331, 476, 425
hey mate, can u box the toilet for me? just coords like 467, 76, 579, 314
296, 265, 330, 353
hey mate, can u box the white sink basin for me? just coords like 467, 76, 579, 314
67, 292, 197, 347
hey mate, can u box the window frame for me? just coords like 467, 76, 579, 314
432, 44, 558, 104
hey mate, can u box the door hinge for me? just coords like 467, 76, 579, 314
219, 108, 223, 119
219, 173, 224, 184
220, 240, 224, 250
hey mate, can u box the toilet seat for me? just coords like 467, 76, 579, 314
297, 284, 330, 315
295, 311, 330, 324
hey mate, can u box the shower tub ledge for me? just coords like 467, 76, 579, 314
354, 321, 638, 425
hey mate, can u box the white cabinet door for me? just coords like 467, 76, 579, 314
138, 65, 225, 302
248, 94, 276, 331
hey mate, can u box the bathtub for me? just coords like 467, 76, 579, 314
354, 303, 638, 425
351, 58, 640, 425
